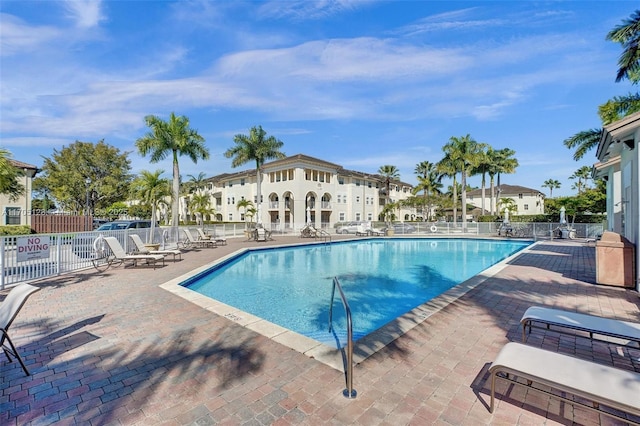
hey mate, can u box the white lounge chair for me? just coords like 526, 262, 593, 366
201, 228, 227, 245
103, 236, 165, 269
129, 234, 182, 262
0, 283, 40, 376
181, 229, 216, 249
489, 342, 640, 423
521, 306, 640, 347
256, 227, 267, 242
355, 224, 369, 236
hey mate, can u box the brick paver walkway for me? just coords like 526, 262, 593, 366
1, 237, 639, 425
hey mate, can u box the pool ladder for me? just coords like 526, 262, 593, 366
328, 277, 357, 399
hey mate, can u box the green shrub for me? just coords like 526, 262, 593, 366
0, 225, 33, 236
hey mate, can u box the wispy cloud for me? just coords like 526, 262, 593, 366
257, 0, 370, 21
63, 0, 104, 28
0, 14, 62, 56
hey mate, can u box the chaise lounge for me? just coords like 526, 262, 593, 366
103, 236, 165, 269
488, 342, 640, 424
520, 306, 640, 347
129, 234, 182, 262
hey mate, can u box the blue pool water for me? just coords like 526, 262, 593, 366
183, 238, 530, 347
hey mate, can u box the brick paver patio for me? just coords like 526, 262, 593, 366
1, 236, 639, 425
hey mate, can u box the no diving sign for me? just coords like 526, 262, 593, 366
17, 236, 51, 262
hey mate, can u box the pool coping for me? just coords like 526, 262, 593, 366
159, 237, 539, 372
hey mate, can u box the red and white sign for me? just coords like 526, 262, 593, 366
17, 236, 50, 262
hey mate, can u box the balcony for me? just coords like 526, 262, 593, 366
321, 202, 331, 209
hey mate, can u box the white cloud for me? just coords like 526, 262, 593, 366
64, 0, 105, 28
0, 14, 62, 56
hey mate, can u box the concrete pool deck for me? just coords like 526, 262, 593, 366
1, 235, 639, 425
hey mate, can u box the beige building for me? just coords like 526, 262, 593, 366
465, 184, 545, 217
1, 159, 39, 227
194, 154, 414, 230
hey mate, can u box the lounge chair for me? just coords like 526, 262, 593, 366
520, 306, 640, 347
256, 227, 267, 242
366, 223, 385, 236
1, 283, 41, 375
103, 236, 165, 269
129, 234, 182, 262
181, 229, 216, 249
355, 224, 369, 236
488, 342, 640, 423
201, 228, 227, 245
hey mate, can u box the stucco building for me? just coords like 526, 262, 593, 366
465, 184, 545, 217
193, 154, 414, 230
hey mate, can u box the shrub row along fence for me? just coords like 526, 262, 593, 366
0, 222, 603, 289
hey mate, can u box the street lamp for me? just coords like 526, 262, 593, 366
85, 177, 91, 230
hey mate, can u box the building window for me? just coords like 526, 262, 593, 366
338, 177, 344, 185
355, 179, 360, 187
240, 179, 245, 186
519, 193, 523, 199
229, 182, 233, 187
367, 213, 373, 221
355, 213, 361, 221
524, 204, 529, 210
5, 207, 20, 225
339, 212, 345, 221
232, 197, 235, 204
356, 196, 360, 203
228, 213, 233, 221
227, 198, 231, 205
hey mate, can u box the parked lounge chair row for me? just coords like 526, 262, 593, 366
488, 306, 640, 423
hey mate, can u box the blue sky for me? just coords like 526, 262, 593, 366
1, 1, 637, 197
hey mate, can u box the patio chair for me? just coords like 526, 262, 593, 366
256, 227, 267, 242
129, 234, 182, 262
181, 229, 216, 249
1, 283, 41, 376
355, 224, 369, 236
103, 236, 165, 269
199, 228, 227, 245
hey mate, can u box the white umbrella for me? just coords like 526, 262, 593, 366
306, 207, 311, 224
503, 208, 509, 224
560, 206, 566, 225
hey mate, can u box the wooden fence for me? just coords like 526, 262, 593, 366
31, 214, 92, 234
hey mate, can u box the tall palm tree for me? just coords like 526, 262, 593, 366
136, 112, 209, 228
377, 165, 400, 223
569, 166, 592, 194
131, 169, 171, 243
541, 179, 561, 198
470, 145, 492, 215
441, 135, 485, 232
186, 172, 208, 194
224, 125, 285, 225
564, 11, 640, 160
412, 164, 443, 221
492, 147, 518, 207
437, 153, 459, 224
606, 9, 640, 83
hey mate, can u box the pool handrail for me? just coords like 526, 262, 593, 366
328, 276, 357, 399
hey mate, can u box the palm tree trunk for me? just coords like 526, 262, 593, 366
489, 177, 495, 215
461, 171, 467, 232
172, 152, 180, 228
256, 161, 262, 225
481, 173, 486, 215
452, 175, 457, 225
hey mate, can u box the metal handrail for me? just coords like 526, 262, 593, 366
328, 277, 357, 398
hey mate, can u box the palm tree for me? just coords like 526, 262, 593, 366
564, 12, 640, 160
470, 145, 492, 215
377, 165, 400, 224
569, 166, 592, 194
542, 179, 561, 198
497, 197, 517, 216
131, 169, 171, 243
412, 165, 443, 221
136, 112, 209, 228
492, 148, 519, 208
224, 125, 285, 225
236, 198, 255, 229
437, 153, 459, 224
606, 9, 640, 83
185, 172, 208, 195
441, 135, 486, 232
190, 192, 213, 227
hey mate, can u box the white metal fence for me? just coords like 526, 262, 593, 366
0, 222, 603, 289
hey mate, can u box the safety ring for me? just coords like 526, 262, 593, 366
93, 235, 106, 258
430, 225, 438, 233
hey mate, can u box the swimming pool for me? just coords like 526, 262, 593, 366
181, 238, 530, 349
